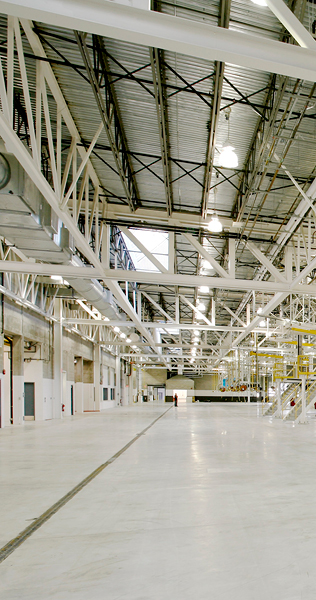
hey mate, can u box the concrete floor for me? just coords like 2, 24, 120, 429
1, 403, 316, 599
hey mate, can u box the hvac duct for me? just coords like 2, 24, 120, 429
0, 150, 128, 327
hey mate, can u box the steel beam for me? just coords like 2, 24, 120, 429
246, 242, 287, 283
75, 32, 139, 211
2, 2, 316, 81
183, 233, 229, 279
265, 0, 316, 49
150, 47, 173, 215
2, 261, 316, 295
201, 0, 230, 218
64, 319, 268, 333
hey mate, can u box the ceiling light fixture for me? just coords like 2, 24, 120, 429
219, 144, 238, 168
114, 326, 120, 333
199, 286, 209, 293
219, 106, 238, 169
251, 0, 267, 6
208, 214, 222, 233
208, 186, 222, 233
197, 302, 206, 312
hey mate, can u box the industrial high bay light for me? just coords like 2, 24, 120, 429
208, 187, 222, 233
218, 107, 238, 169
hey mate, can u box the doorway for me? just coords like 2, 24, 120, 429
24, 382, 35, 420
154, 387, 165, 402
173, 389, 187, 403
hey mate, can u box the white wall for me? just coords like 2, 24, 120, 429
75, 381, 83, 414
83, 383, 94, 411
43, 378, 53, 420
166, 375, 194, 390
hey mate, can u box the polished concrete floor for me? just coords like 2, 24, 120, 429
1, 403, 316, 599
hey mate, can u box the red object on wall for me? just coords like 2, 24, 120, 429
2, 369, 5, 375
62, 404, 65, 412
290, 400, 295, 407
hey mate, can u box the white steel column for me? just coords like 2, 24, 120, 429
93, 329, 101, 412
228, 238, 235, 278
115, 355, 121, 405
168, 231, 175, 274
12, 334, 24, 425
53, 298, 62, 419
211, 299, 216, 326
137, 367, 142, 403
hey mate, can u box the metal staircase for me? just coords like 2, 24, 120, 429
283, 379, 316, 423
262, 382, 299, 417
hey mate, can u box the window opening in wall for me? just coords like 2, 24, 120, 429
103, 388, 108, 401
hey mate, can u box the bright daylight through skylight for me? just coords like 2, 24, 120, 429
122, 229, 169, 272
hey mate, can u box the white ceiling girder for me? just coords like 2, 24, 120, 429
2, 261, 316, 295
246, 242, 287, 284
63, 318, 270, 333
105, 279, 157, 350
213, 291, 289, 366
183, 233, 229, 279
265, 0, 316, 49
141, 291, 175, 322
1, 1, 316, 81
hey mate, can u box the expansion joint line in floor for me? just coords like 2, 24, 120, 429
0, 406, 173, 564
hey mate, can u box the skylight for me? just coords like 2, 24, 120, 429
122, 229, 169, 272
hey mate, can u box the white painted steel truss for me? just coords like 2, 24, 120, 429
0, 13, 315, 375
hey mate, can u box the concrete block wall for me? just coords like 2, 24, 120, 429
166, 375, 194, 390
140, 371, 220, 401
195, 375, 218, 390
142, 369, 167, 388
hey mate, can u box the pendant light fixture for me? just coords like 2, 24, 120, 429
208, 215, 223, 232
219, 107, 238, 169
208, 187, 222, 233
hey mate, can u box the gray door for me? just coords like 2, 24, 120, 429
24, 382, 35, 418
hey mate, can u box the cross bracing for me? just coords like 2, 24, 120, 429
0, 5, 316, 377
